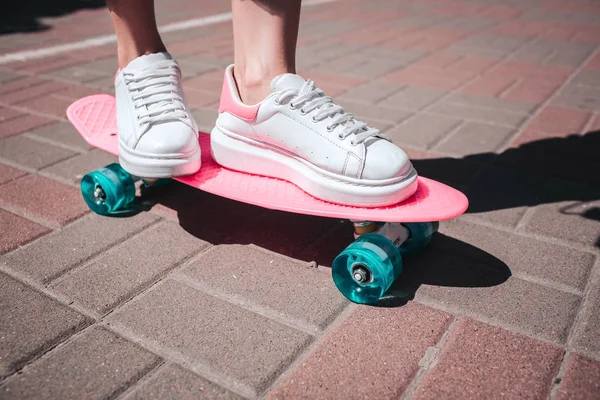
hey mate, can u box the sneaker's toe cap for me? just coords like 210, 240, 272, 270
136, 122, 199, 156
362, 139, 413, 180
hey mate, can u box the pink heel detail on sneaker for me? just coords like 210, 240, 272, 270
218, 66, 260, 121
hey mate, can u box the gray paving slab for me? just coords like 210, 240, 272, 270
108, 279, 312, 396
1, 213, 159, 283
0, 326, 161, 399
0, 272, 92, 379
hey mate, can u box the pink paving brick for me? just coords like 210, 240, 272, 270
0, 175, 88, 226
520, 105, 592, 139
461, 75, 518, 97
0, 106, 22, 123
3, 81, 69, 105
556, 354, 600, 400
503, 80, 562, 103
18, 95, 72, 119
0, 164, 26, 185
54, 84, 109, 101
415, 319, 563, 399
0, 114, 54, 140
0, 209, 50, 254
0, 76, 45, 96
269, 302, 452, 399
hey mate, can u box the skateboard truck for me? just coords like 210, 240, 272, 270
331, 220, 438, 304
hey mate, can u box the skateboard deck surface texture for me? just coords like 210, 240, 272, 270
67, 95, 468, 222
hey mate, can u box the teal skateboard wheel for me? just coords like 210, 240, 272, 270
332, 233, 403, 304
399, 222, 439, 256
80, 163, 135, 215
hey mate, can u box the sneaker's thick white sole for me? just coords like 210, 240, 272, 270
118, 141, 201, 179
210, 126, 419, 207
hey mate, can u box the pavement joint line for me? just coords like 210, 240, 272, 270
565, 257, 600, 354
22, 132, 90, 155
400, 316, 460, 400
101, 318, 257, 400
114, 361, 169, 400
457, 214, 600, 256
0, 101, 66, 123
0, 0, 337, 66
257, 302, 356, 399
0, 202, 63, 230
170, 272, 325, 336
508, 271, 584, 297
549, 351, 571, 400
496, 44, 600, 155
47, 219, 206, 311
0, 317, 96, 386
414, 296, 571, 348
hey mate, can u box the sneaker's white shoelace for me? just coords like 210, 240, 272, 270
124, 60, 191, 135
276, 80, 387, 145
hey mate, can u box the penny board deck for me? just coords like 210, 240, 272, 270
67, 94, 468, 222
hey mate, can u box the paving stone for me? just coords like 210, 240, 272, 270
269, 302, 452, 399
108, 279, 312, 396
512, 39, 595, 68
0, 106, 22, 122
191, 107, 219, 133
180, 244, 347, 331
46, 66, 109, 84
414, 319, 563, 399
0, 209, 49, 255
571, 268, 600, 356
0, 114, 54, 140
52, 221, 208, 315
0, 175, 88, 226
445, 92, 538, 114
415, 276, 581, 344
0, 272, 92, 379
525, 105, 592, 136
0, 163, 25, 185
126, 363, 243, 400
0, 76, 46, 96
26, 121, 92, 152
42, 149, 117, 184
17, 94, 73, 119
556, 354, 600, 400
447, 32, 529, 57
0, 69, 21, 83
410, 151, 486, 188
3, 81, 69, 105
384, 86, 447, 111
429, 101, 528, 128
434, 122, 515, 156
346, 56, 412, 79
388, 113, 461, 148
572, 69, 600, 87
0, 326, 161, 399
439, 219, 595, 290
1, 212, 158, 283
525, 180, 600, 248
338, 99, 413, 124
340, 80, 405, 104
0, 135, 75, 170
552, 84, 600, 112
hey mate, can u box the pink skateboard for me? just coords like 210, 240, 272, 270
67, 94, 468, 304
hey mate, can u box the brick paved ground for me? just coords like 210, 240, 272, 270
1, 0, 599, 398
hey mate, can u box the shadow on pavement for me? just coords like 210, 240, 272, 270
140, 129, 598, 305
1, 0, 105, 35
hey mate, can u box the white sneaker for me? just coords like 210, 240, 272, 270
116, 52, 200, 178
210, 65, 418, 207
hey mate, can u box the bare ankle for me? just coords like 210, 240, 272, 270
233, 63, 293, 105
117, 43, 167, 69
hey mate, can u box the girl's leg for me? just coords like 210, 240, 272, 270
106, 0, 166, 68
231, 0, 302, 104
